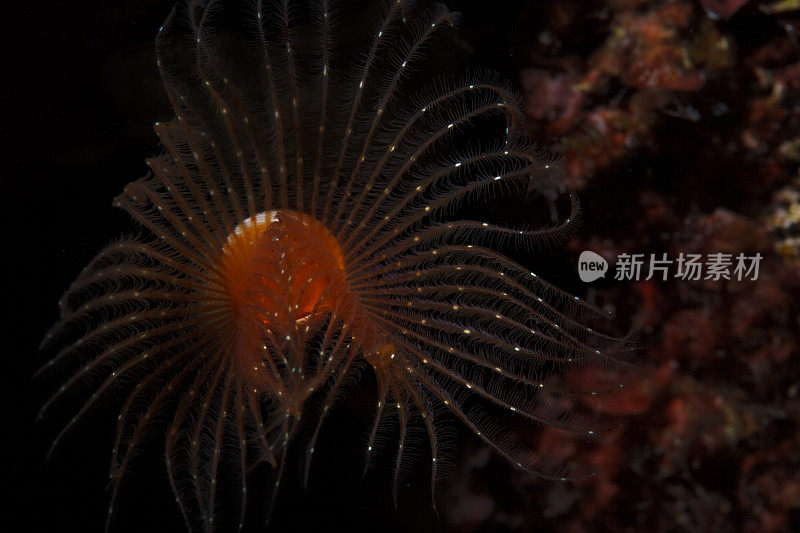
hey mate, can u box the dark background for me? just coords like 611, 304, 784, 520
8, 0, 800, 532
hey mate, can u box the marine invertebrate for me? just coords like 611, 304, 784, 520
38, 0, 631, 530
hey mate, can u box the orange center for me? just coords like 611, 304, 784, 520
219, 210, 348, 330
217, 210, 393, 396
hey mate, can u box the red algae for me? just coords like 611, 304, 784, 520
522, 0, 737, 188
444, 0, 800, 531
